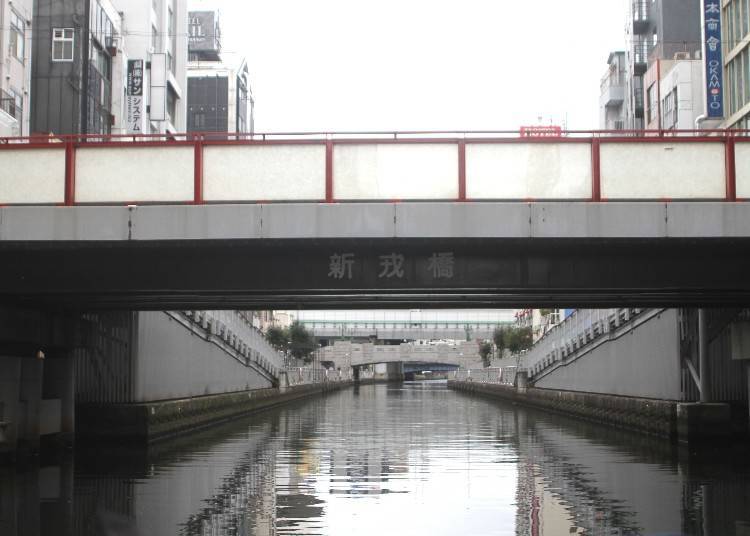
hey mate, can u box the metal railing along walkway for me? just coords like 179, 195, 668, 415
453, 367, 518, 385
0, 129, 747, 205
523, 308, 658, 380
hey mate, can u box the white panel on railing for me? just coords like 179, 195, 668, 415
204, 144, 325, 201
0, 148, 65, 204
601, 142, 725, 199
333, 143, 458, 200
76, 146, 194, 202
466, 142, 592, 199
735, 141, 750, 198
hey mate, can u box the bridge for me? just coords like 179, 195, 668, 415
1, 130, 750, 309
295, 309, 514, 341
320, 340, 483, 370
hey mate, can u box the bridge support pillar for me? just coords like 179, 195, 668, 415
42, 355, 76, 446
18, 358, 43, 454
698, 308, 712, 403
676, 402, 731, 443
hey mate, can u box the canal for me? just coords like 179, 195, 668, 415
2, 381, 750, 535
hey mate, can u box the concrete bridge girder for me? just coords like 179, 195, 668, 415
2, 203, 750, 309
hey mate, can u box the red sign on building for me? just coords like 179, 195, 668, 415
519, 125, 563, 137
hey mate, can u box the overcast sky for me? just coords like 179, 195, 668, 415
189, 0, 627, 132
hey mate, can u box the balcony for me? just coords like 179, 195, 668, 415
0, 89, 21, 136
632, 42, 650, 74
600, 73, 625, 108
632, 0, 649, 34
0, 89, 21, 122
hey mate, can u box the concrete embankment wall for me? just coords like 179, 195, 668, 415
531, 309, 683, 401
78, 381, 351, 442
75, 311, 278, 406
449, 380, 677, 438
132, 312, 273, 401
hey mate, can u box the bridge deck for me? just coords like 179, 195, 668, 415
2, 131, 750, 309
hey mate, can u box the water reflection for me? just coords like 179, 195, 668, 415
1, 381, 749, 535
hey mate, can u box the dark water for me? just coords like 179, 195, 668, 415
2, 381, 750, 535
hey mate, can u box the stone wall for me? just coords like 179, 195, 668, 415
448, 380, 677, 439
77, 381, 351, 442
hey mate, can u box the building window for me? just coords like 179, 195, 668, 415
647, 83, 658, 124
10, 11, 25, 61
168, 4, 177, 73
167, 87, 177, 125
192, 112, 206, 129
52, 28, 75, 62
662, 87, 677, 129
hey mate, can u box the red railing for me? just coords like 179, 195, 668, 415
0, 129, 748, 206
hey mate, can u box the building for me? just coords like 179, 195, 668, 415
0, 0, 33, 136
30, 0, 123, 135
30, 0, 187, 136
186, 10, 254, 134
721, 0, 750, 128
601, 0, 702, 130
115, 0, 188, 134
599, 51, 627, 130
643, 58, 704, 130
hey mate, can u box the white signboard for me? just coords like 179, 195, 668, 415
150, 53, 167, 122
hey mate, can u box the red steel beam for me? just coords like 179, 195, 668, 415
458, 140, 467, 201
591, 138, 601, 202
64, 142, 76, 206
325, 140, 334, 203
725, 137, 736, 202
194, 136, 204, 204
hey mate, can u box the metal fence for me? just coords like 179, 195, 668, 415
452, 366, 517, 385
523, 309, 650, 379
285, 367, 352, 386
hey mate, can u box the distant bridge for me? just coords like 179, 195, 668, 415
299, 319, 513, 341
321, 340, 483, 369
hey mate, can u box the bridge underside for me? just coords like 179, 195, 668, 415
1, 237, 750, 309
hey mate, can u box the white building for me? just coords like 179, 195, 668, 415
186, 8, 253, 134
113, 0, 188, 134
0, 0, 33, 136
643, 58, 704, 131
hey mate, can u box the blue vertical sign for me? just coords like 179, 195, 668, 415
704, 0, 724, 118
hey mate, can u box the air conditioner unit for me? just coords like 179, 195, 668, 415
673, 51, 690, 60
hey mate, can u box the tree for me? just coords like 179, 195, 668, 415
478, 341, 493, 368
265, 322, 318, 364
288, 321, 317, 363
266, 326, 287, 352
491, 326, 533, 359
493, 327, 507, 358
506, 326, 533, 354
